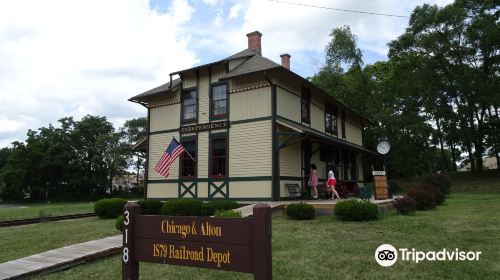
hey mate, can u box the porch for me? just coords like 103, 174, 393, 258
235, 197, 395, 217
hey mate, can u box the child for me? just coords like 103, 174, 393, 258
309, 164, 319, 199
327, 170, 340, 200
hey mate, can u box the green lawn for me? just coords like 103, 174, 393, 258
37, 193, 500, 280
0, 217, 119, 263
0, 202, 95, 221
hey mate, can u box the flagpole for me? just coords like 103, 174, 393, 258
173, 137, 196, 162
184, 150, 196, 162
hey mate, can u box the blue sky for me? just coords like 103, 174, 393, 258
0, 0, 453, 147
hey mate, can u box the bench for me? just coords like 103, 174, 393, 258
286, 183, 301, 199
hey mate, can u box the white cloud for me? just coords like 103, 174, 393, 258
202, 0, 222, 7
199, 0, 453, 72
228, 3, 243, 19
0, 0, 456, 147
0, 0, 198, 145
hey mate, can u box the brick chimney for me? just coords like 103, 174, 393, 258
280, 54, 291, 70
246, 31, 262, 55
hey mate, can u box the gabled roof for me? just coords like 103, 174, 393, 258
128, 78, 181, 102
219, 55, 281, 80
128, 48, 367, 123
224, 48, 258, 60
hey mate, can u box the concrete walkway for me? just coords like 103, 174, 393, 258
0, 235, 122, 280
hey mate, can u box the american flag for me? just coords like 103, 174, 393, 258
155, 138, 185, 178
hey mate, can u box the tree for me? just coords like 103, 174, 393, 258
389, 0, 500, 172
120, 117, 147, 188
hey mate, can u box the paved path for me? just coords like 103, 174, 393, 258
0, 235, 122, 280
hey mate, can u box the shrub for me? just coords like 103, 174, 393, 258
406, 187, 436, 210
422, 173, 451, 195
392, 196, 417, 214
214, 209, 242, 218
286, 202, 315, 220
201, 200, 239, 216
162, 199, 203, 216
94, 198, 128, 219
419, 184, 446, 205
115, 215, 124, 232
334, 199, 378, 221
137, 199, 163, 215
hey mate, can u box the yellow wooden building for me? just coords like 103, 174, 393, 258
129, 31, 375, 201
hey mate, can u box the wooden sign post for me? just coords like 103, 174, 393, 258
122, 203, 271, 280
372, 170, 389, 200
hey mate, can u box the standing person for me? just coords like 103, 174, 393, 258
327, 170, 340, 200
309, 164, 319, 199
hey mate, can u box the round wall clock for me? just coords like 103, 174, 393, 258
377, 140, 391, 155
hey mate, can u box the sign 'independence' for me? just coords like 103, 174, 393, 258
122, 203, 271, 280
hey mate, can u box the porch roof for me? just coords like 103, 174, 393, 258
276, 117, 377, 156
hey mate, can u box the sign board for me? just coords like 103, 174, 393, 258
122, 203, 271, 280
180, 121, 230, 134
373, 174, 389, 200
372, 171, 386, 176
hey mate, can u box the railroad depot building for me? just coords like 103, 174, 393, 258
129, 31, 375, 201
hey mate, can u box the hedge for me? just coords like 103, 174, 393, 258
334, 199, 378, 221
115, 215, 124, 232
406, 187, 437, 211
392, 196, 417, 214
422, 173, 452, 195
214, 209, 242, 218
286, 202, 315, 220
137, 199, 163, 215
94, 198, 128, 219
162, 199, 203, 216
201, 200, 239, 216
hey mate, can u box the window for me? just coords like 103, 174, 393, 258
301, 88, 310, 123
182, 89, 197, 122
210, 138, 226, 177
180, 140, 196, 178
325, 103, 338, 134
211, 84, 227, 117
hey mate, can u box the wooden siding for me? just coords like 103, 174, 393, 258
271, 71, 300, 94
198, 68, 209, 123
229, 120, 272, 177
150, 104, 180, 132
346, 121, 362, 146
148, 133, 179, 179
310, 103, 325, 132
197, 132, 209, 178
279, 137, 301, 177
198, 182, 208, 198
230, 181, 272, 198
230, 73, 269, 93
211, 64, 226, 82
182, 71, 197, 88
276, 87, 301, 123
147, 183, 178, 198
229, 87, 271, 122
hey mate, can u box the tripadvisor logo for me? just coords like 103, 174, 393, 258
375, 244, 482, 267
